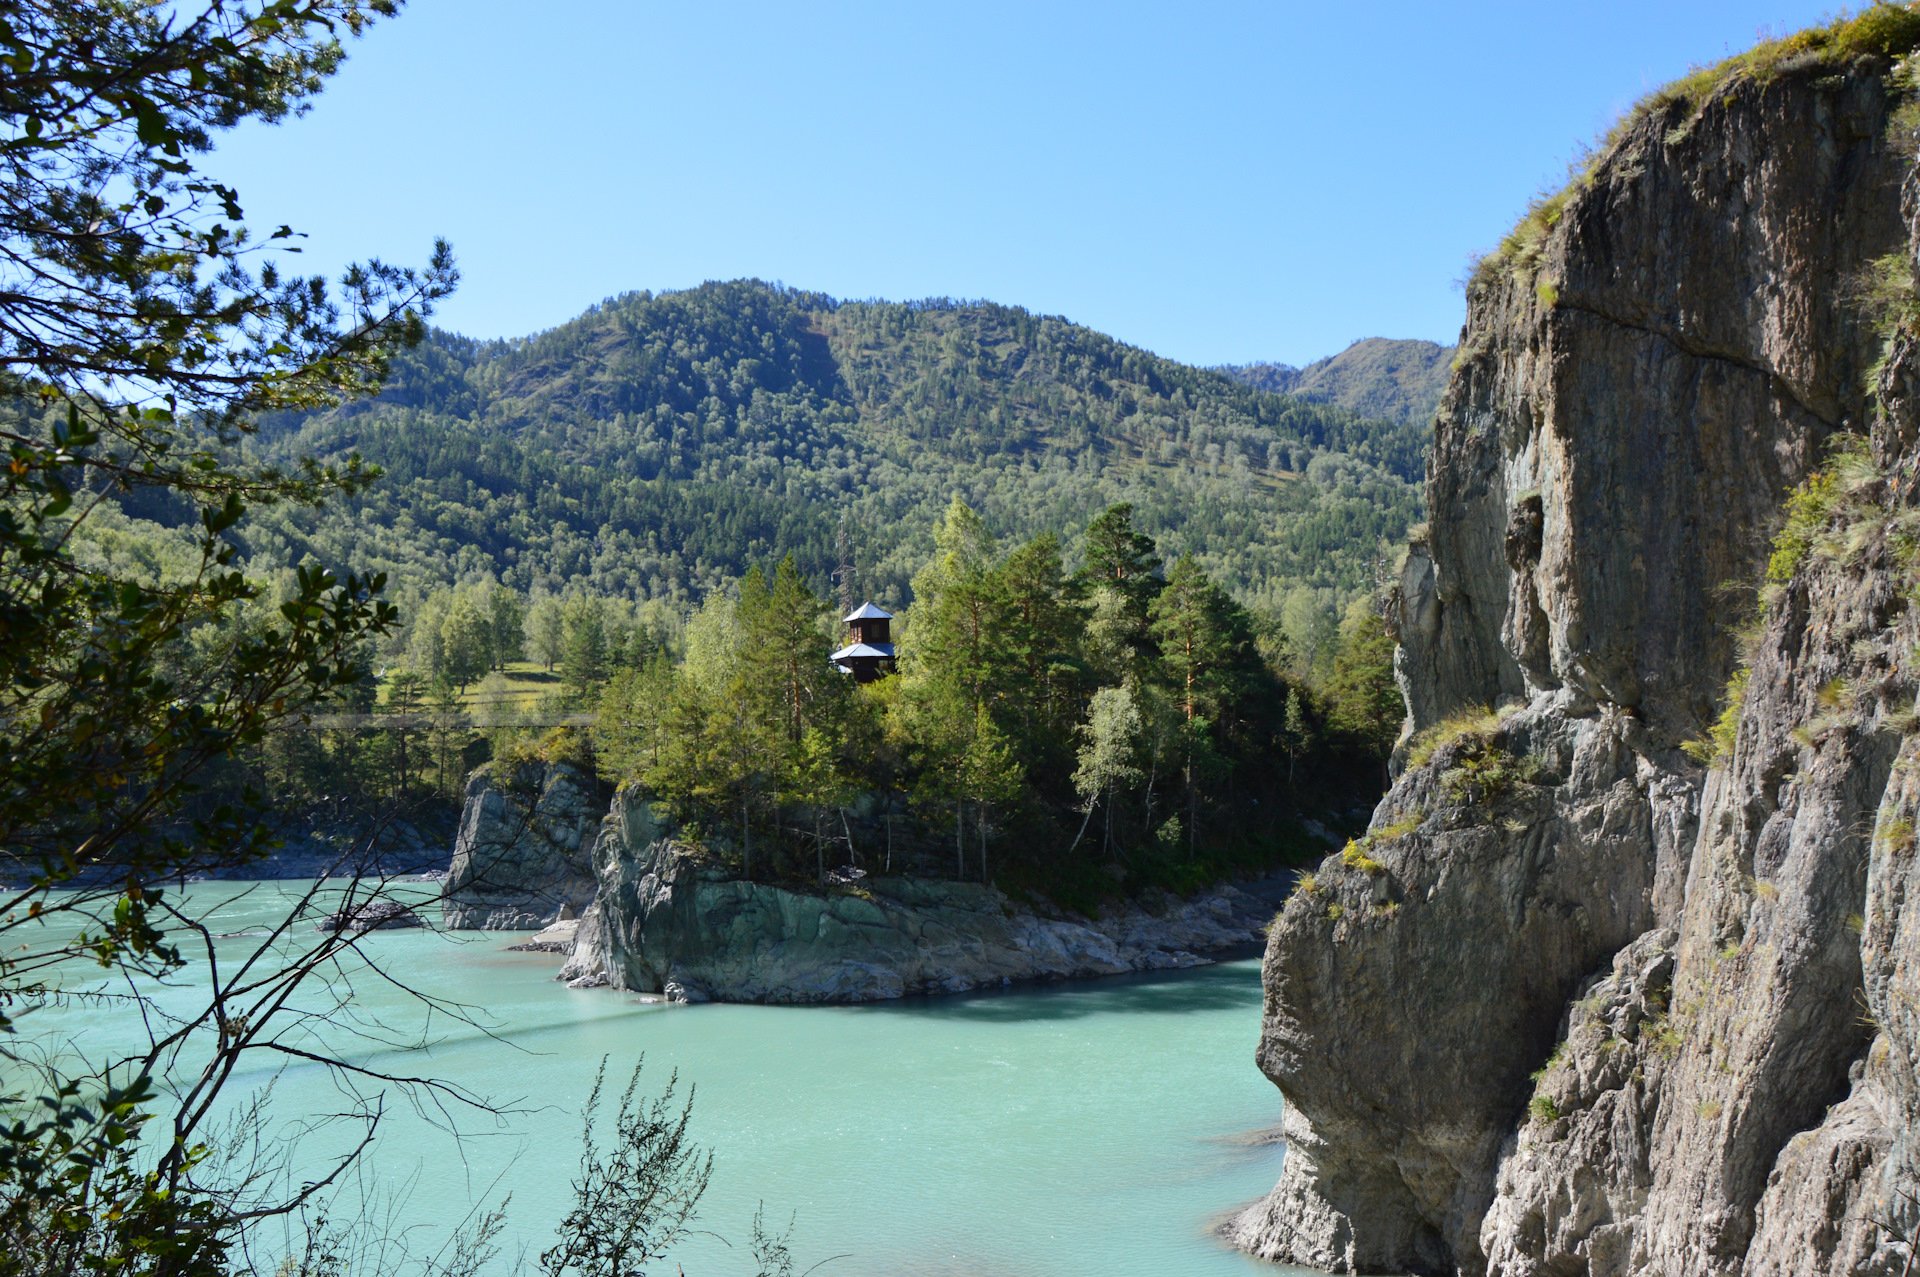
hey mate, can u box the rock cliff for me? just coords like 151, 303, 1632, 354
557, 787, 1275, 1003
440, 759, 602, 929
1233, 28, 1920, 1277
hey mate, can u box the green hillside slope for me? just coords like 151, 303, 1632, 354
1221, 336, 1454, 427
248, 280, 1421, 616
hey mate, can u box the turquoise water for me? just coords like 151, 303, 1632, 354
26, 881, 1314, 1276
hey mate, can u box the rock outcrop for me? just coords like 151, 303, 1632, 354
441, 759, 602, 929
1233, 36, 1920, 1277
557, 788, 1274, 1002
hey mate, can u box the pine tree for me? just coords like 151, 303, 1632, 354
1148, 556, 1255, 855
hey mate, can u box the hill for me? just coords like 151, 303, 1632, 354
1221, 336, 1454, 427
247, 281, 1422, 618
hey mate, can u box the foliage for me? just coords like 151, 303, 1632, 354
1766, 467, 1843, 583
1218, 338, 1454, 428
1440, 744, 1544, 809
539, 1059, 712, 1277
0, 2, 468, 1272
599, 502, 1389, 897
1405, 704, 1508, 770
1340, 838, 1385, 876
243, 281, 1422, 615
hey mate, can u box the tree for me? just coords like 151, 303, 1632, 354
1148, 556, 1255, 855
1080, 502, 1160, 609
1281, 687, 1314, 790
560, 594, 611, 699
527, 591, 567, 670
0, 2, 455, 1268
439, 590, 492, 692
481, 582, 526, 670
959, 706, 1022, 883
994, 533, 1086, 768
1071, 685, 1143, 856
1326, 599, 1403, 773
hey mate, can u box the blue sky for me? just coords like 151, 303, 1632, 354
212, 1, 1855, 367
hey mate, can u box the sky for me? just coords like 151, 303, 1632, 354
211, 0, 1858, 368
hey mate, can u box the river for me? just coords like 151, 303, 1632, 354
24, 879, 1317, 1276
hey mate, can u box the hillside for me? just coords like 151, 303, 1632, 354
1221, 336, 1454, 427
247, 282, 1422, 616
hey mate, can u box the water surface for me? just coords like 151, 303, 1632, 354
29, 881, 1316, 1276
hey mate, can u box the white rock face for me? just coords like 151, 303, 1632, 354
441, 759, 602, 930
1233, 58, 1920, 1277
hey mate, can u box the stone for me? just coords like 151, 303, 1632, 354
558, 787, 1276, 1004
315, 899, 422, 933
1235, 56, 1920, 1277
441, 758, 603, 930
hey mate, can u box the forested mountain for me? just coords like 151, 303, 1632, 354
246, 281, 1421, 621
1221, 336, 1454, 427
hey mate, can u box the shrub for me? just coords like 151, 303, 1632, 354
1529, 1095, 1562, 1124
1406, 704, 1508, 769
1682, 668, 1751, 765
1374, 812, 1422, 841
1440, 745, 1544, 807
1341, 839, 1387, 876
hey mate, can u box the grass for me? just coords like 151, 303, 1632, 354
1530, 1041, 1568, 1086
1682, 668, 1751, 765
1645, 1015, 1686, 1056
1373, 812, 1423, 842
1406, 704, 1509, 770
1882, 815, 1917, 856
1441, 745, 1544, 808
1529, 1095, 1562, 1124
1341, 839, 1387, 876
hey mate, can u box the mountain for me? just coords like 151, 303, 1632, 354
1220, 336, 1454, 428
1231, 13, 1920, 1277
249, 282, 1422, 616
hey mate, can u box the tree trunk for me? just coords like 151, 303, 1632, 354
956, 799, 965, 879
838, 806, 858, 865
1067, 798, 1096, 856
1100, 781, 1110, 856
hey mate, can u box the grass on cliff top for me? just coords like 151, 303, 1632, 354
1473, 3, 1920, 292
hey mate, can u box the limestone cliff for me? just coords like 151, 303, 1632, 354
440, 758, 602, 929
1233, 27, 1920, 1277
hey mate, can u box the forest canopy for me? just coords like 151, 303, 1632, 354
240, 280, 1424, 623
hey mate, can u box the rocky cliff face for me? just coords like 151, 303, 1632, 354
558, 787, 1274, 1003
440, 759, 602, 929
1233, 44, 1920, 1277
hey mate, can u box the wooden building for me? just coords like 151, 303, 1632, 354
830, 601, 896, 683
